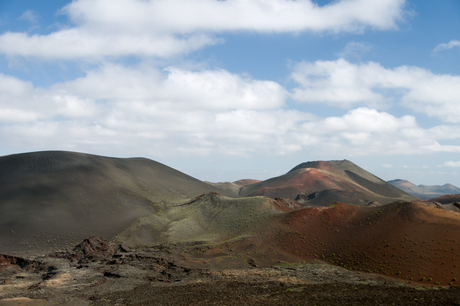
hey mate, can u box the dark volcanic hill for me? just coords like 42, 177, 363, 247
239, 160, 416, 206
388, 179, 460, 200
0, 151, 233, 255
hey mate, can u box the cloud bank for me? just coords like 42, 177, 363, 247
2, 62, 460, 158
0, 0, 406, 59
291, 59, 460, 122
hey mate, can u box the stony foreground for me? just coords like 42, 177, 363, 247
2, 237, 460, 305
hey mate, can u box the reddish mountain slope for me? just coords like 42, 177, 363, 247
273, 201, 460, 285
239, 160, 415, 206
198, 201, 460, 286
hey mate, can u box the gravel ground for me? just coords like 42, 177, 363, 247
90, 281, 460, 306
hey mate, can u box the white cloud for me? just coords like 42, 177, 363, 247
0, 73, 98, 122
291, 59, 460, 122
57, 64, 287, 110
317, 107, 416, 134
0, 30, 220, 59
290, 59, 389, 107
433, 40, 460, 52
439, 161, 460, 168
0, 64, 292, 156
2, 63, 460, 158
382, 163, 393, 168
63, 0, 405, 33
296, 107, 459, 155
0, 0, 406, 59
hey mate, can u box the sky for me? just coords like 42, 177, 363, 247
0, 0, 460, 186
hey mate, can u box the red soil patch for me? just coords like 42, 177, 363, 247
270, 202, 460, 286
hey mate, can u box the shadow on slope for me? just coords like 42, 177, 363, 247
296, 189, 376, 207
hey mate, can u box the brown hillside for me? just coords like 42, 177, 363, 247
271, 201, 460, 286
188, 201, 460, 286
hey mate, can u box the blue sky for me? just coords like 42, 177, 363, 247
0, 0, 460, 186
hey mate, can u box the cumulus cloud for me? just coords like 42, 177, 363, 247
295, 107, 460, 155
0, 64, 291, 156
291, 59, 460, 122
57, 64, 287, 110
1, 64, 460, 158
63, 0, 405, 33
0, 73, 98, 122
0, 0, 406, 59
433, 40, 460, 52
291, 59, 389, 107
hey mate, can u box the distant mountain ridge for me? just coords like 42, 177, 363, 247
387, 179, 460, 200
